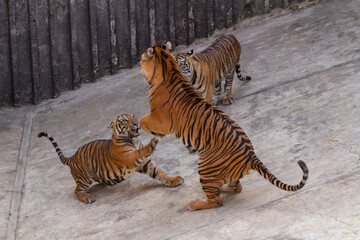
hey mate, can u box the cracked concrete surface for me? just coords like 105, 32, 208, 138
1, 0, 360, 239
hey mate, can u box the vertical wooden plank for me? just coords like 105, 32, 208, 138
48, 0, 60, 97
135, 0, 150, 60
244, 0, 255, 18
254, 0, 266, 15
188, 0, 195, 44
49, 0, 73, 93
224, 0, 232, 28
168, 0, 176, 46
75, 0, 92, 83
28, 0, 41, 104
154, 0, 168, 45
232, 0, 245, 24
89, 0, 99, 82
129, 0, 137, 66
8, 0, 33, 105
0, 0, 13, 106
8, 0, 21, 105
174, 0, 188, 46
96, 0, 111, 76
29, 0, 53, 101
268, 0, 284, 10
214, 0, 226, 31
116, 0, 131, 69
207, 0, 214, 37
148, 0, 156, 46
193, 0, 208, 39
69, 0, 81, 89
109, 0, 119, 74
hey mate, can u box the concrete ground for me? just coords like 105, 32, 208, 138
1, 0, 360, 239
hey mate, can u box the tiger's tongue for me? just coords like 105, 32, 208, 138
131, 131, 139, 137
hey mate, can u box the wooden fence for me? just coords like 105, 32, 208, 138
0, 0, 302, 107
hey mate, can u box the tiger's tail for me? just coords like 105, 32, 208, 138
250, 154, 308, 191
38, 132, 71, 166
236, 63, 251, 81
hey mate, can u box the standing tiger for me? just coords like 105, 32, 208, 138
38, 114, 183, 204
140, 46, 308, 210
164, 34, 251, 105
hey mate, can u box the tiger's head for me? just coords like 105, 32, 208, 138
159, 41, 194, 80
108, 114, 140, 139
140, 45, 181, 86
174, 50, 194, 80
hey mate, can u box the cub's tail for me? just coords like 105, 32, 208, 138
251, 154, 308, 191
236, 63, 251, 81
38, 132, 71, 165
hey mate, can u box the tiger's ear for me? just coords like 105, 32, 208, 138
108, 121, 114, 129
146, 47, 154, 58
187, 49, 194, 57
164, 41, 172, 51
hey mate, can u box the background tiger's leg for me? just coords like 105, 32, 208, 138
136, 158, 184, 187
220, 180, 242, 193
74, 179, 96, 204
222, 71, 235, 105
212, 79, 222, 105
188, 181, 222, 210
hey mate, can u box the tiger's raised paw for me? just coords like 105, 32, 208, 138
149, 138, 159, 152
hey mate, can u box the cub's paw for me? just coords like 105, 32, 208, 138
149, 138, 159, 152
222, 97, 234, 106
165, 176, 184, 187
78, 194, 96, 204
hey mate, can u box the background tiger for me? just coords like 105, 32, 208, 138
164, 34, 251, 105
140, 46, 308, 210
38, 113, 183, 204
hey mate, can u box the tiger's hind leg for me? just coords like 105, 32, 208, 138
136, 158, 184, 187
71, 169, 96, 204
220, 180, 242, 193
188, 181, 222, 210
222, 71, 235, 105
74, 180, 96, 204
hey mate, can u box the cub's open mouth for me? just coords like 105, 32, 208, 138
130, 129, 140, 138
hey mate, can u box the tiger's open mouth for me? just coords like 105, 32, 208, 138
130, 128, 140, 138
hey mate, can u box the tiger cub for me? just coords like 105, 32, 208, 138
38, 113, 184, 204
164, 34, 251, 105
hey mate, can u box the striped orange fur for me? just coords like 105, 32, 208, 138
38, 114, 183, 204
140, 47, 308, 210
167, 35, 251, 105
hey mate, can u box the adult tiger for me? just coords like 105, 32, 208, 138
164, 34, 251, 105
38, 114, 183, 204
140, 46, 308, 210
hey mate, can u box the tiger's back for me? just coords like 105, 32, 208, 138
68, 138, 138, 186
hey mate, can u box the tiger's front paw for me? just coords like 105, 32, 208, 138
149, 138, 159, 152
165, 176, 184, 187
